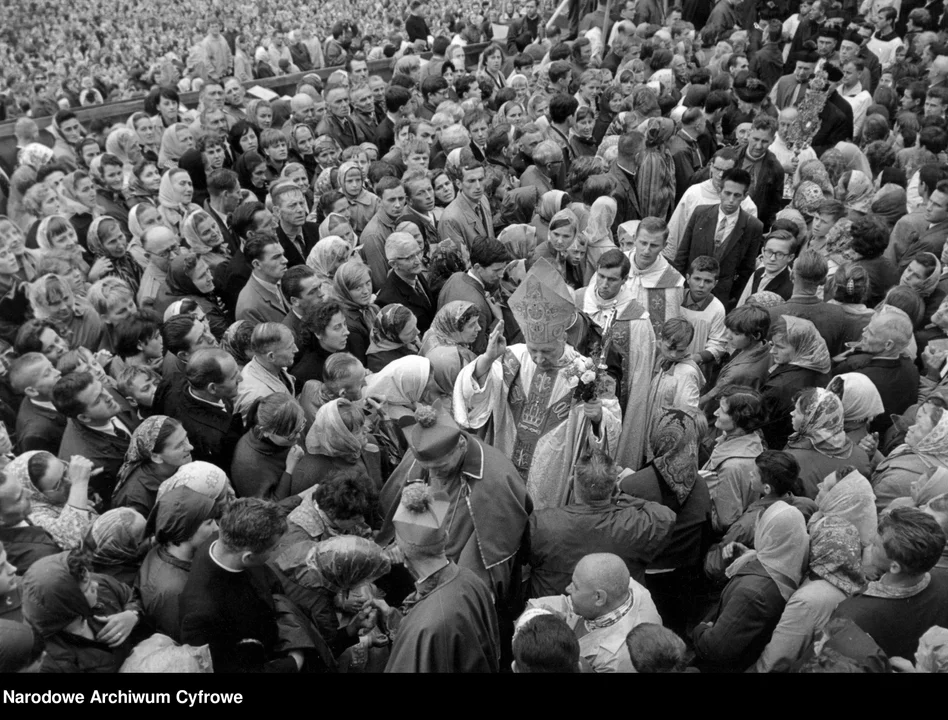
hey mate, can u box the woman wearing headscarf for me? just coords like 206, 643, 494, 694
900, 252, 945, 327
872, 401, 948, 511
59, 170, 102, 251
34, 217, 91, 280
157, 123, 194, 171
366, 303, 421, 372
583, 196, 618, 278
297, 398, 384, 495
791, 181, 824, 223
111, 416, 193, 518
84, 508, 149, 586
693, 500, 808, 672
306, 235, 351, 286
231, 393, 307, 502
85, 216, 143, 295
105, 129, 143, 171
635, 117, 676, 221
531, 190, 569, 245
425, 345, 469, 416
783, 387, 872, 499
333, 260, 379, 364
153, 252, 231, 339
286, 124, 319, 181
530, 208, 587, 289
137, 486, 218, 641
418, 300, 480, 362
21, 550, 143, 673
155, 460, 236, 509
827, 373, 885, 449
834, 141, 873, 179
499, 186, 541, 228
836, 170, 874, 221
760, 316, 832, 450
793, 159, 835, 198
827, 262, 874, 345
870, 184, 907, 231
620, 410, 712, 634
752, 516, 867, 673
157, 168, 200, 236
234, 151, 269, 203
497, 223, 537, 288
178, 148, 210, 208
5, 451, 97, 551
809, 468, 878, 556
338, 160, 379, 235
181, 209, 230, 270
365, 355, 434, 424
19, 143, 54, 172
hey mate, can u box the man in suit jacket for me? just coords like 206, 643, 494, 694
271, 182, 319, 268
214, 201, 274, 313
375, 233, 435, 334
898, 180, 948, 270
53, 371, 141, 510
832, 312, 919, 434
399, 178, 439, 262
437, 156, 496, 251
767, 250, 857, 357
205, 168, 242, 256
735, 117, 784, 232
235, 324, 297, 422
375, 86, 414, 156
771, 50, 818, 110
437, 238, 512, 355
10, 353, 66, 454
674, 169, 763, 308
316, 87, 366, 148
236, 235, 290, 324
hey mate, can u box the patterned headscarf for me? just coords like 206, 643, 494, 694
156, 461, 235, 504
810, 469, 878, 547
86, 507, 149, 566
788, 387, 852, 458
797, 159, 833, 196
306, 236, 351, 284
650, 409, 699, 505
870, 184, 907, 230
114, 416, 175, 492
304, 399, 365, 462
791, 181, 824, 218
19, 143, 54, 171
498, 223, 538, 260
905, 404, 948, 471
419, 300, 478, 357
726, 500, 809, 601
105, 128, 139, 165
778, 316, 832, 374
836, 170, 874, 215
807, 516, 867, 597
915, 627, 948, 673
829, 373, 885, 429
747, 290, 786, 308
368, 303, 419, 355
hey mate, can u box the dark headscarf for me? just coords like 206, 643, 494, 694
166, 252, 203, 296
147, 486, 217, 546
179, 149, 209, 207
234, 151, 268, 202
869, 185, 907, 231
0, 619, 41, 672
500, 186, 542, 225
650, 409, 699, 505
21, 552, 93, 637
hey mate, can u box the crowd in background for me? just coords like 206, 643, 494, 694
1, 0, 948, 675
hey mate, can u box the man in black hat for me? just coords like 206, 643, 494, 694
723, 72, 773, 142
785, 0, 826, 72
811, 64, 854, 157
750, 19, 787, 89
771, 47, 819, 110
815, 25, 842, 70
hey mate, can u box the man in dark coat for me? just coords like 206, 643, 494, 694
53, 371, 141, 510
376, 233, 435, 334
373, 482, 501, 673
527, 451, 675, 597
674, 168, 763, 306
832, 312, 920, 434
213, 201, 271, 313
180, 498, 328, 673
750, 20, 786, 89
10, 353, 66, 454
436, 237, 511, 354
736, 116, 784, 232
0, 472, 61, 575
608, 135, 643, 236
167, 349, 244, 472
272, 182, 319, 268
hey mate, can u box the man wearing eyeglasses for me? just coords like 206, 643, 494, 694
139, 227, 182, 309
735, 230, 797, 307
377, 232, 435, 334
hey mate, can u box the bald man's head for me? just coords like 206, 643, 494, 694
566, 553, 631, 620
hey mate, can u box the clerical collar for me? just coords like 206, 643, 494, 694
584, 590, 634, 631
413, 560, 450, 587
208, 540, 242, 573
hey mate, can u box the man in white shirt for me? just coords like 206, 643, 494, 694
839, 59, 873, 138
769, 107, 818, 176
526, 553, 662, 673
866, 7, 903, 69
665, 148, 758, 262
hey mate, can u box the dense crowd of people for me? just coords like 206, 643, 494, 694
2, 0, 948, 675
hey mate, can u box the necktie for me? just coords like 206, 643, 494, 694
714, 214, 728, 248
112, 420, 131, 441
475, 200, 489, 235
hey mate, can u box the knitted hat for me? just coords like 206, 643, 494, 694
393, 482, 449, 552
408, 406, 462, 462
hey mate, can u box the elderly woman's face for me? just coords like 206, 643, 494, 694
100, 220, 127, 257
251, 162, 268, 188
295, 127, 316, 155
907, 403, 941, 447
139, 163, 161, 191
39, 189, 63, 217
197, 216, 222, 249
176, 127, 195, 150
286, 167, 309, 193
172, 171, 193, 203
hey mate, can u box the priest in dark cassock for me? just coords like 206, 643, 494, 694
373, 483, 501, 673
376, 405, 530, 605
